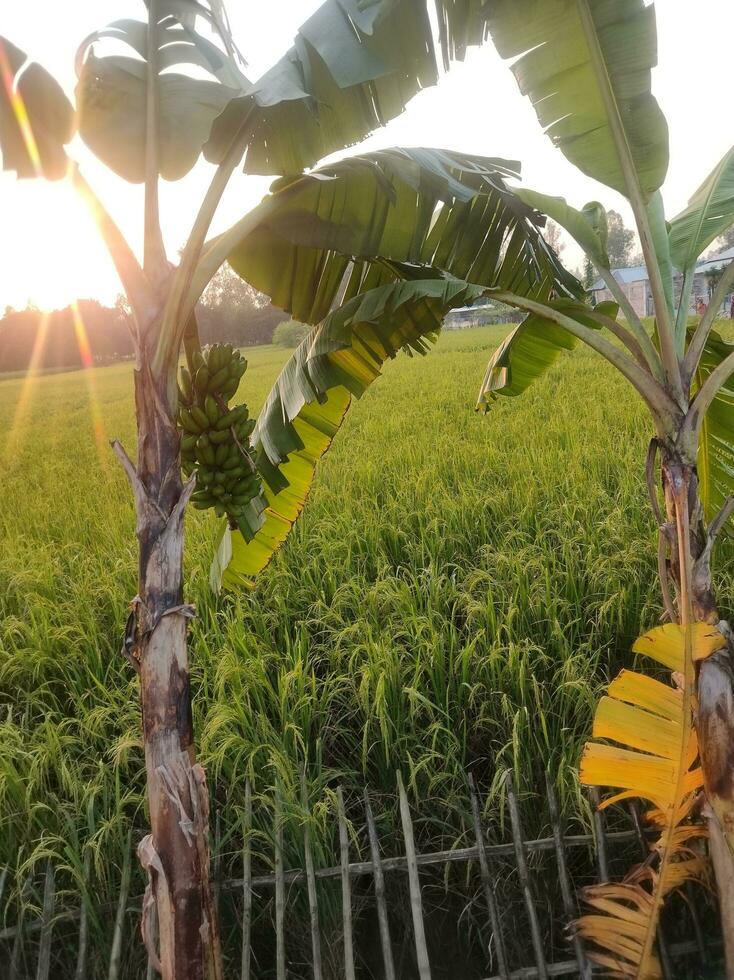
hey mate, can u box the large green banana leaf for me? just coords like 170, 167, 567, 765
484, 0, 668, 202
694, 329, 734, 527
204, 0, 439, 175
223, 147, 579, 327
210, 276, 485, 590
476, 300, 618, 408
0, 37, 75, 180
669, 147, 734, 271
75, 19, 241, 182
511, 188, 610, 269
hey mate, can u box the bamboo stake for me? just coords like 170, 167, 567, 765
218, 826, 650, 893
588, 789, 609, 883
506, 777, 548, 980
75, 850, 92, 980
468, 774, 509, 980
683, 881, 708, 966
107, 829, 132, 980
274, 782, 286, 980
544, 774, 589, 979
241, 779, 253, 980
301, 772, 323, 980
336, 786, 356, 980
396, 771, 432, 980
35, 860, 55, 980
364, 789, 396, 980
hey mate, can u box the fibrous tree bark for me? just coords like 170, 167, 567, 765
114, 324, 223, 979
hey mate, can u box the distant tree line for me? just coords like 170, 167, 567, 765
0, 266, 287, 373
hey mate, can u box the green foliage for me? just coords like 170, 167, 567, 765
204, 0, 438, 176
583, 258, 596, 291
215, 278, 485, 589
513, 189, 610, 269
0, 327, 682, 971
669, 146, 734, 270
272, 320, 310, 349
76, 53, 236, 183
605, 210, 637, 269
226, 148, 578, 328
476, 300, 618, 407
0, 36, 74, 179
485, 0, 669, 200
694, 327, 734, 526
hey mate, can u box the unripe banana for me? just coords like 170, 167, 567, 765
222, 454, 242, 472
237, 418, 256, 440
204, 395, 219, 426
190, 406, 210, 430
214, 405, 248, 430
209, 428, 230, 445
221, 378, 239, 399
179, 367, 193, 403
214, 442, 230, 466
208, 366, 230, 392
194, 365, 210, 393
208, 346, 222, 373
196, 435, 216, 466
179, 408, 203, 434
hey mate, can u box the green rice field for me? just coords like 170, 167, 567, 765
1, 325, 729, 975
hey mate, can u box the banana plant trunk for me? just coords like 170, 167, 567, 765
661, 448, 734, 971
119, 333, 222, 980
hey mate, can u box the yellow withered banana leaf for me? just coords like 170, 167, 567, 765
576, 623, 719, 977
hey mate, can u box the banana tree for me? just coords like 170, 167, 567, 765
212, 3, 734, 976
0, 2, 576, 976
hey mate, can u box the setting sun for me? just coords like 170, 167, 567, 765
0, 169, 121, 311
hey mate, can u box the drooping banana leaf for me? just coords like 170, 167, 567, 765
694, 328, 734, 527
75, 19, 241, 182
476, 300, 618, 409
576, 623, 722, 975
484, 0, 669, 202
511, 188, 610, 269
221, 147, 579, 327
204, 0, 439, 175
669, 146, 734, 271
0, 37, 75, 180
210, 276, 485, 590
431, 1, 489, 67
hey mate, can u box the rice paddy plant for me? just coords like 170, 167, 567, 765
4, 325, 730, 971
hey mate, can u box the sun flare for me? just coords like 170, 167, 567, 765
0, 171, 122, 312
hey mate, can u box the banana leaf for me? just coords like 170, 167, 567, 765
477, 300, 618, 408
484, 0, 669, 202
211, 276, 485, 590
223, 147, 580, 327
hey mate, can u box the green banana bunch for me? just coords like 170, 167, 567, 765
176, 344, 262, 536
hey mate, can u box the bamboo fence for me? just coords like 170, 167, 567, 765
0, 773, 719, 979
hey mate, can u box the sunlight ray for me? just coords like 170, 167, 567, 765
1, 309, 51, 462
0, 38, 42, 177
71, 300, 109, 468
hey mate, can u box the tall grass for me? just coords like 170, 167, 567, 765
1, 326, 730, 973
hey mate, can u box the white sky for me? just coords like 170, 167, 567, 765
1, 1, 733, 310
